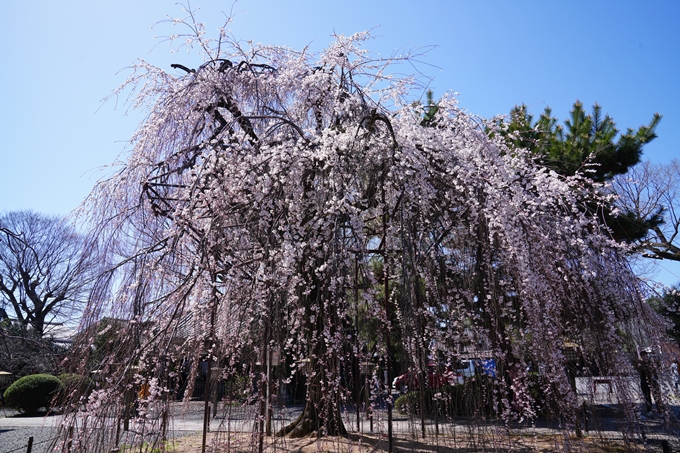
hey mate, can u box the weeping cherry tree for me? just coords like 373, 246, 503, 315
59, 12, 666, 453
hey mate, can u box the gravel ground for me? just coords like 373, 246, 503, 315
0, 423, 200, 453
0, 425, 57, 453
0, 406, 194, 453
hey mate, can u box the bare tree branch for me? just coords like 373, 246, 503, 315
613, 160, 680, 261
0, 211, 100, 336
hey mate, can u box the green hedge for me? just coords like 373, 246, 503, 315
56, 373, 94, 405
394, 374, 556, 419
3, 374, 63, 415
394, 375, 496, 418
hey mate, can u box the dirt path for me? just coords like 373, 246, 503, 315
165, 431, 641, 453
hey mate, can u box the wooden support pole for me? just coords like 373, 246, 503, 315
65, 427, 73, 453
382, 185, 393, 453
201, 358, 212, 453
355, 258, 361, 432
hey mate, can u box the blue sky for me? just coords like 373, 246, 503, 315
1, 1, 679, 284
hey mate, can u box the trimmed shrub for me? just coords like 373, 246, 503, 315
394, 376, 496, 418
394, 389, 441, 416
395, 390, 421, 415
56, 373, 94, 405
3, 374, 63, 414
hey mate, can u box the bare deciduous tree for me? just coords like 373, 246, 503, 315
612, 160, 680, 261
0, 211, 99, 337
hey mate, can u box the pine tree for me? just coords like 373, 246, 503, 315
503, 102, 662, 241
